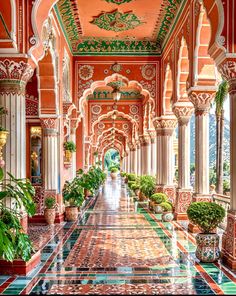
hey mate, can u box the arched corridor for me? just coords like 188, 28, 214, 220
2, 176, 236, 295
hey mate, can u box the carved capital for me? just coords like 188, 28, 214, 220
218, 60, 236, 94
40, 118, 58, 131
0, 59, 34, 95
172, 101, 194, 125
189, 91, 215, 114
153, 115, 177, 136
139, 134, 151, 146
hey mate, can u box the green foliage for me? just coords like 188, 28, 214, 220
110, 167, 118, 173
131, 182, 140, 191
120, 172, 126, 177
45, 196, 56, 209
209, 166, 217, 186
140, 175, 156, 198
223, 180, 230, 193
214, 80, 229, 115
127, 173, 136, 181
128, 180, 135, 188
160, 201, 173, 212
187, 202, 225, 233
0, 172, 36, 262
104, 149, 120, 170
223, 162, 230, 176
150, 193, 167, 204
63, 141, 76, 152
62, 179, 84, 207
190, 164, 195, 175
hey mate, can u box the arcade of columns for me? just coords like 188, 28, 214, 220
1, 0, 236, 270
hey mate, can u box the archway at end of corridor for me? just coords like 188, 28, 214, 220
104, 148, 120, 174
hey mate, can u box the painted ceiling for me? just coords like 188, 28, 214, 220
54, 0, 184, 56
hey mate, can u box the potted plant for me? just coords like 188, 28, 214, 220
0, 171, 36, 262
0, 107, 8, 167
79, 171, 94, 198
160, 201, 174, 222
139, 175, 156, 201
150, 193, 168, 213
62, 179, 84, 222
187, 202, 225, 262
64, 141, 76, 163
131, 182, 140, 196
110, 167, 118, 180
44, 196, 56, 225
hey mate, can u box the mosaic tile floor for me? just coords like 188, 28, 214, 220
1, 177, 236, 295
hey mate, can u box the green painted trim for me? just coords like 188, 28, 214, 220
161, 0, 188, 52
53, 5, 73, 54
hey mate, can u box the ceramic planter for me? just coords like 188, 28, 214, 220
195, 233, 220, 262
65, 150, 72, 162
65, 206, 79, 222
44, 208, 56, 225
110, 172, 117, 180
162, 211, 174, 222
154, 204, 163, 214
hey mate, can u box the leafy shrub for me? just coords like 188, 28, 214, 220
131, 183, 140, 191
120, 172, 126, 177
223, 180, 230, 193
127, 173, 136, 181
150, 193, 167, 204
160, 201, 173, 212
128, 180, 136, 188
45, 196, 56, 209
110, 167, 118, 173
64, 141, 76, 152
140, 175, 156, 198
187, 202, 225, 233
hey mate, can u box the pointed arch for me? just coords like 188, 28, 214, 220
163, 64, 173, 115
177, 37, 189, 100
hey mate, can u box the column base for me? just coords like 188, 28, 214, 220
156, 185, 176, 204
221, 211, 236, 270
174, 189, 192, 221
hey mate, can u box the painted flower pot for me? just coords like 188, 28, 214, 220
110, 172, 117, 180
162, 211, 174, 222
195, 233, 220, 263
44, 208, 56, 225
65, 206, 79, 222
65, 150, 72, 162
154, 204, 163, 214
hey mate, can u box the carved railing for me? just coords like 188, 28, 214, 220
213, 193, 230, 230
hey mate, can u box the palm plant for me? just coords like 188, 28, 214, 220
214, 80, 228, 194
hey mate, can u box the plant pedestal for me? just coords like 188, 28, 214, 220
0, 251, 41, 275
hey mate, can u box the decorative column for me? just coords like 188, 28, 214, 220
218, 60, 236, 269
129, 144, 137, 174
188, 89, 215, 232
173, 102, 194, 220
149, 131, 157, 177
70, 119, 79, 179
127, 149, 131, 173
136, 141, 141, 176
140, 134, 151, 175
153, 115, 177, 203
0, 59, 34, 231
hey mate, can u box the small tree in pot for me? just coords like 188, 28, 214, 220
139, 175, 156, 201
150, 193, 167, 213
187, 202, 225, 262
44, 196, 56, 225
110, 167, 118, 180
64, 141, 76, 163
160, 201, 174, 222
62, 179, 84, 222
131, 182, 140, 196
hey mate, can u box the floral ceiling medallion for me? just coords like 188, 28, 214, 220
90, 9, 144, 32
104, 0, 133, 4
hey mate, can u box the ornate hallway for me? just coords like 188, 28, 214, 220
1, 178, 236, 295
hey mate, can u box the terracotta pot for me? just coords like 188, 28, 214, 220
84, 189, 92, 198
139, 191, 146, 201
124, 177, 128, 183
162, 211, 174, 222
134, 189, 140, 196
110, 172, 117, 180
65, 206, 79, 222
195, 233, 220, 263
65, 150, 72, 162
44, 208, 56, 225
149, 200, 155, 210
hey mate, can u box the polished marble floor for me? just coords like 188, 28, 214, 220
1, 177, 236, 294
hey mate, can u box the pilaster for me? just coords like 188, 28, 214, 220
173, 101, 194, 220
139, 134, 151, 175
